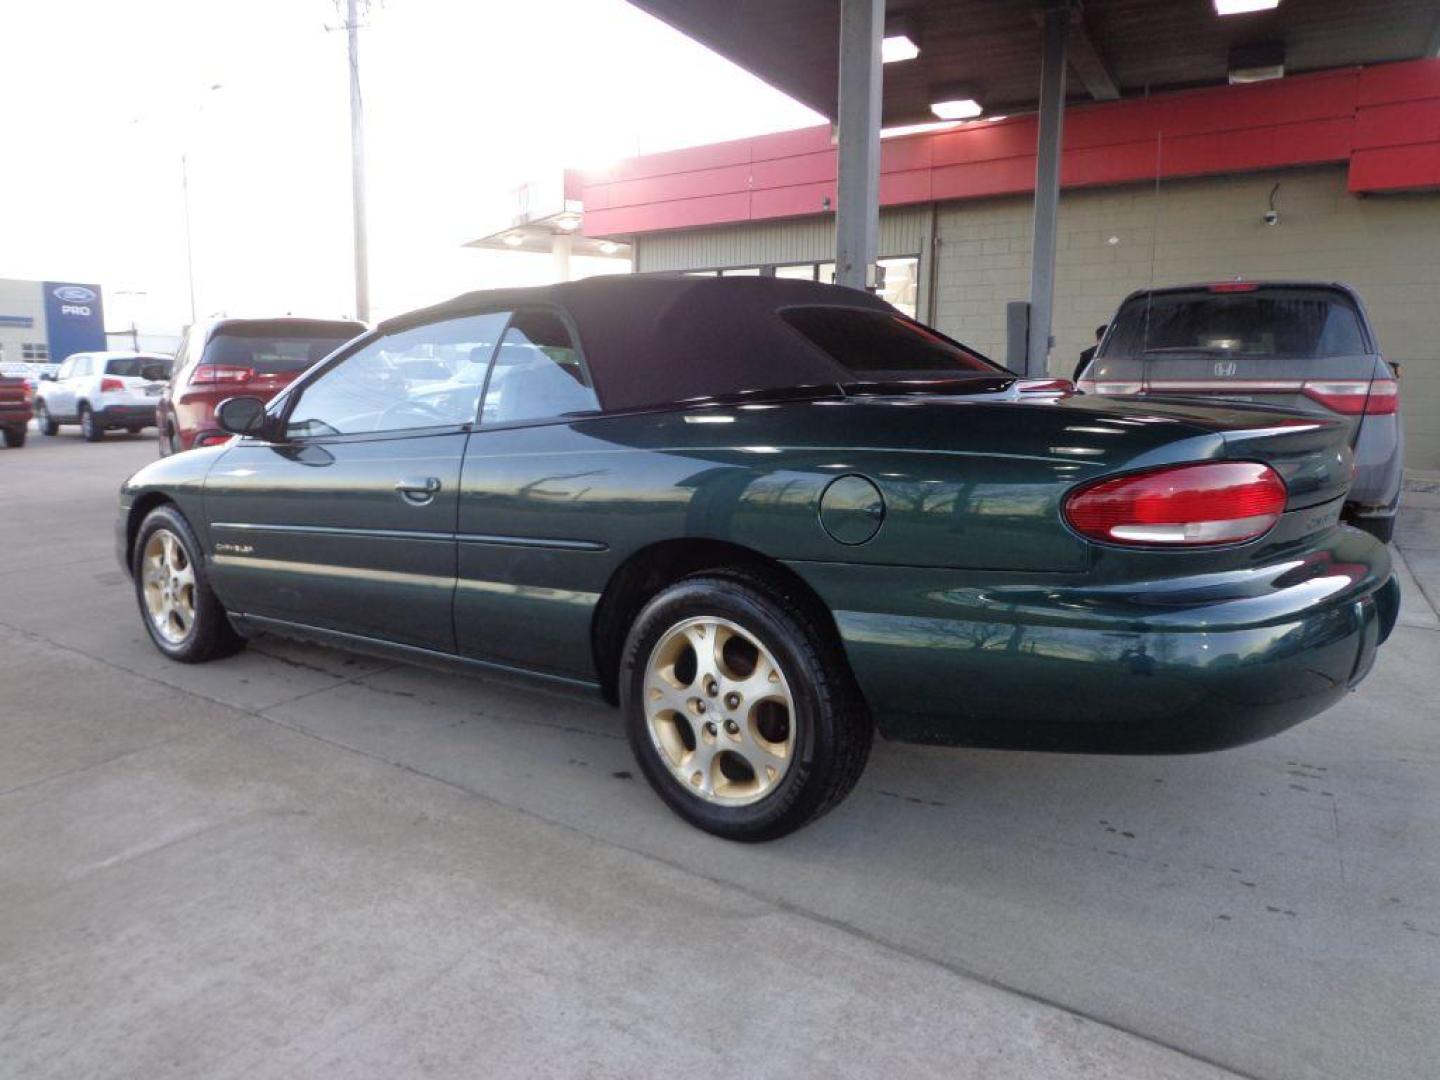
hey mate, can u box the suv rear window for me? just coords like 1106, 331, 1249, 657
203, 323, 362, 376
1100, 287, 1368, 360
105, 356, 171, 379
781, 307, 995, 378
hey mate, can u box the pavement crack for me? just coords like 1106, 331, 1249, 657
0, 737, 183, 799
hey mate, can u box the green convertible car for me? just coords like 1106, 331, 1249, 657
117, 276, 1399, 839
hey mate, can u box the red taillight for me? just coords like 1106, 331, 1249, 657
193, 430, 232, 447
192, 364, 255, 385
100, 377, 125, 393
1064, 461, 1287, 547
1207, 281, 1259, 293
1302, 378, 1398, 416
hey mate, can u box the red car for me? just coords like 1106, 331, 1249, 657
0, 368, 34, 448
157, 316, 364, 455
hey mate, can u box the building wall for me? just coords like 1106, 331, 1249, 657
633, 164, 1440, 469
0, 279, 46, 367
931, 164, 1440, 469
635, 207, 932, 276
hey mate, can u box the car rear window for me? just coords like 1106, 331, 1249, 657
203, 323, 362, 376
105, 356, 171, 379
780, 306, 996, 378
1100, 287, 1368, 360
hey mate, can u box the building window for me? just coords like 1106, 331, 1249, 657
878, 256, 920, 318
21, 342, 48, 360
669, 256, 921, 319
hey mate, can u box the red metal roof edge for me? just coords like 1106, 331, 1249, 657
578, 58, 1440, 239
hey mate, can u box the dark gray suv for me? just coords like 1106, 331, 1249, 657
1077, 281, 1403, 542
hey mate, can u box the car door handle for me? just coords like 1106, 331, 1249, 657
395, 476, 442, 504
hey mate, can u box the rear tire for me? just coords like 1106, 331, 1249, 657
1, 426, 24, 448
79, 404, 103, 442
132, 504, 245, 663
35, 401, 58, 436
620, 568, 871, 841
126, 425, 143, 435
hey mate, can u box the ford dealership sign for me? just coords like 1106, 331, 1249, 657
42, 281, 106, 362
52, 285, 97, 304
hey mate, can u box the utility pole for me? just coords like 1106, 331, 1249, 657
181, 153, 197, 323
346, 0, 371, 322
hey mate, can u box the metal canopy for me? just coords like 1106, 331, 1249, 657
631, 0, 1440, 124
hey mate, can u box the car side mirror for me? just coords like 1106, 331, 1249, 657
40, 373, 56, 382
215, 396, 270, 438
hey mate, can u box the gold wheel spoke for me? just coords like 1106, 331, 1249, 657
685, 742, 719, 795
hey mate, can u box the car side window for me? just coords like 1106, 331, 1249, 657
70, 357, 89, 378
285, 311, 509, 439
481, 309, 599, 425
54, 359, 73, 380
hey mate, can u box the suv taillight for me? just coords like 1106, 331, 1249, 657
100, 377, 125, 393
1076, 378, 1142, 395
193, 364, 255, 385
1064, 461, 1287, 546
1302, 378, 1398, 416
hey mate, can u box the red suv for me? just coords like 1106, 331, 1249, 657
0, 367, 34, 448
157, 316, 364, 455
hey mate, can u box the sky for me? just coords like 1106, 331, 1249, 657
0, 0, 822, 335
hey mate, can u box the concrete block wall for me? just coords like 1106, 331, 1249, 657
932, 165, 1440, 469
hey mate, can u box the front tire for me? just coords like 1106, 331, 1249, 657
620, 569, 871, 840
132, 505, 245, 662
35, 400, 58, 436
79, 404, 103, 441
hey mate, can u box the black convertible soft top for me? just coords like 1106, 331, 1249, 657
379, 275, 899, 412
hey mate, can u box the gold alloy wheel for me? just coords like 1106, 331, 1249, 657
643, 616, 795, 806
141, 529, 197, 645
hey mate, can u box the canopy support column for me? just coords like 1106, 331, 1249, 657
1027, 2, 1070, 376
835, 0, 883, 292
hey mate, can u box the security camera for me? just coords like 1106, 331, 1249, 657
1263, 210, 1279, 226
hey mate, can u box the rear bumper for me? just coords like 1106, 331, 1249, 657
1349, 412, 1403, 515
96, 403, 158, 427
789, 526, 1398, 753
0, 403, 32, 427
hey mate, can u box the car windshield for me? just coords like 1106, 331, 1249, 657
1100, 287, 1368, 360
780, 307, 997, 380
105, 356, 171, 380
204, 323, 362, 376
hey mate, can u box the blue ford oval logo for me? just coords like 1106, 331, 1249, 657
53, 285, 96, 304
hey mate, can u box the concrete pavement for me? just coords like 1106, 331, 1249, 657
1, 430, 1437, 1079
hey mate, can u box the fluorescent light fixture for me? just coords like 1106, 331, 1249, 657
1214, 0, 1280, 14
597, 240, 619, 255
554, 214, 581, 231
502, 234, 524, 247
882, 33, 920, 63
930, 95, 983, 121
1229, 41, 1286, 83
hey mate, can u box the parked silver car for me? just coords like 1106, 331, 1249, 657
1077, 281, 1403, 542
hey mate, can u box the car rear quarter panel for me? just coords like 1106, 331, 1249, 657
452, 394, 1326, 684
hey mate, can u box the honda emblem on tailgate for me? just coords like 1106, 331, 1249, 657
1214, 360, 1238, 377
